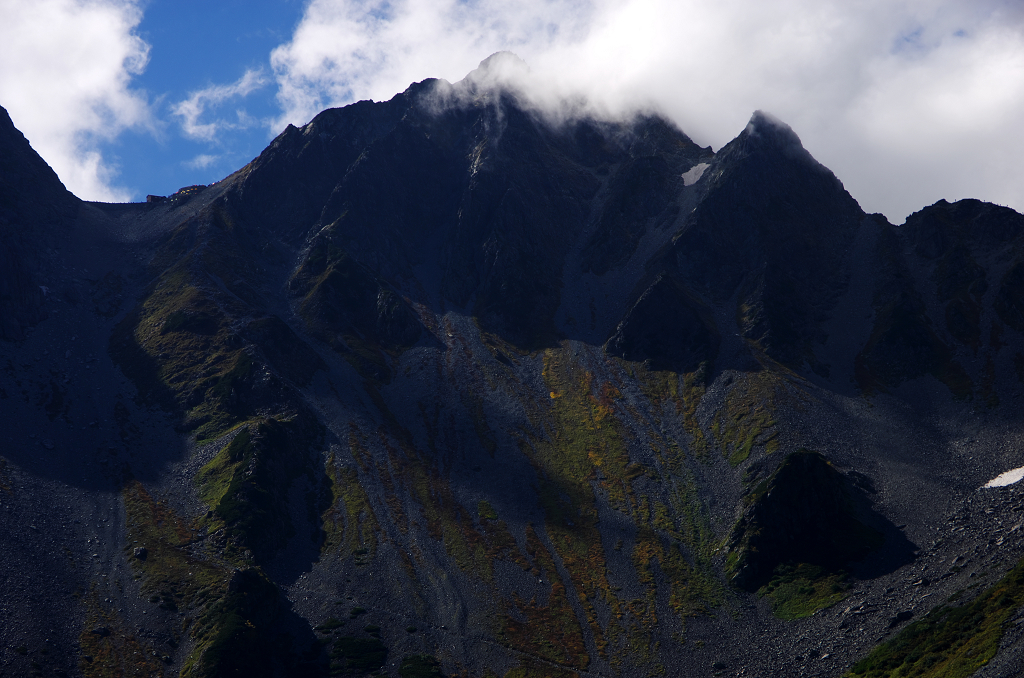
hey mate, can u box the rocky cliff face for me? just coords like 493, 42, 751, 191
0, 105, 78, 340
4, 60, 1024, 678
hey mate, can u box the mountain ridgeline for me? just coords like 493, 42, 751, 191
4, 56, 1024, 678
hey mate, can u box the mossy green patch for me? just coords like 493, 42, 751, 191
509, 346, 724, 665
122, 480, 227, 611
362, 403, 516, 584
109, 264, 254, 440
196, 416, 323, 561
503, 662, 576, 678
79, 592, 166, 678
123, 481, 302, 678
633, 362, 710, 456
108, 203, 321, 441
498, 525, 589, 668
330, 635, 387, 675
182, 568, 283, 678
848, 557, 1024, 678
534, 349, 639, 651
478, 500, 499, 521
399, 654, 444, 678
632, 525, 719, 619
711, 370, 781, 466
316, 618, 345, 632
760, 563, 849, 620
540, 349, 633, 509
321, 441, 380, 558
358, 379, 531, 594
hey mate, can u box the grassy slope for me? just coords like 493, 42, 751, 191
848, 558, 1024, 678
110, 202, 331, 677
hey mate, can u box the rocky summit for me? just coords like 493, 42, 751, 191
4, 57, 1024, 678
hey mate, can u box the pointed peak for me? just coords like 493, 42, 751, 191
458, 51, 531, 92
712, 109, 820, 171
418, 52, 533, 115
474, 51, 530, 76
741, 110, 805, 152
746, 109, 794, 133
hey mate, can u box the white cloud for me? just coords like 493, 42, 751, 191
184, 153, 220, 170
171, 69, 268, 142
269, 0, 595, 128
270, 0, 1024, 222
0, 0, 150, 201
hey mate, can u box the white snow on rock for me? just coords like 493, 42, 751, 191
682, 162, 710, 186
983, 466, 1024, 488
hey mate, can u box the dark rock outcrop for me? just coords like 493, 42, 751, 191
238, 78, 708, 350
0, 105, 78, 340
728, 450, 884, 591
647, 111, 865, 370
606, 274, 719, 372
855, 221, 971, 396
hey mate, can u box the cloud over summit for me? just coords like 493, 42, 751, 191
270, 0, 1024, 222
1, 0, 1022, 219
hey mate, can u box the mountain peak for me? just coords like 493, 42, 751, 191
736, 109, 812, 161
746, 109, 797, 139
477, 50, 529, 72
453, 51, 532, 98
468, 51, 530, 80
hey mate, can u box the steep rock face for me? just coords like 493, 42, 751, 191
231, 95, 412, 243
606, 274, 719, 372
727, 450, 884, 592
288, 240, 426, 381
902, 199, 1024, 345
0, 105, 78, 340
856, 218, 972, 396
642, 111, 865, 370
232, 71, 709, 349
579, 117, 713, 276
857, 199, 1024, 397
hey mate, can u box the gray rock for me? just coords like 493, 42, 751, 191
888, 610, 914, 628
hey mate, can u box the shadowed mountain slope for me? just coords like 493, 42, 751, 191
0, 105, 78, 340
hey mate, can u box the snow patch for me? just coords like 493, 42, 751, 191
983, 466, 1024, 488
682, 163, 710, 186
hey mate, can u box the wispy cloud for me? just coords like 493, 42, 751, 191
171, 69, 268, 142
269, 0, 1024, 222
0, 0, 151, 201
184, 153, 220, 170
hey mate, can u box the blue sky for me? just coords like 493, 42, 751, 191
103, 0, 306, 197
1, 0, 1023, 222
